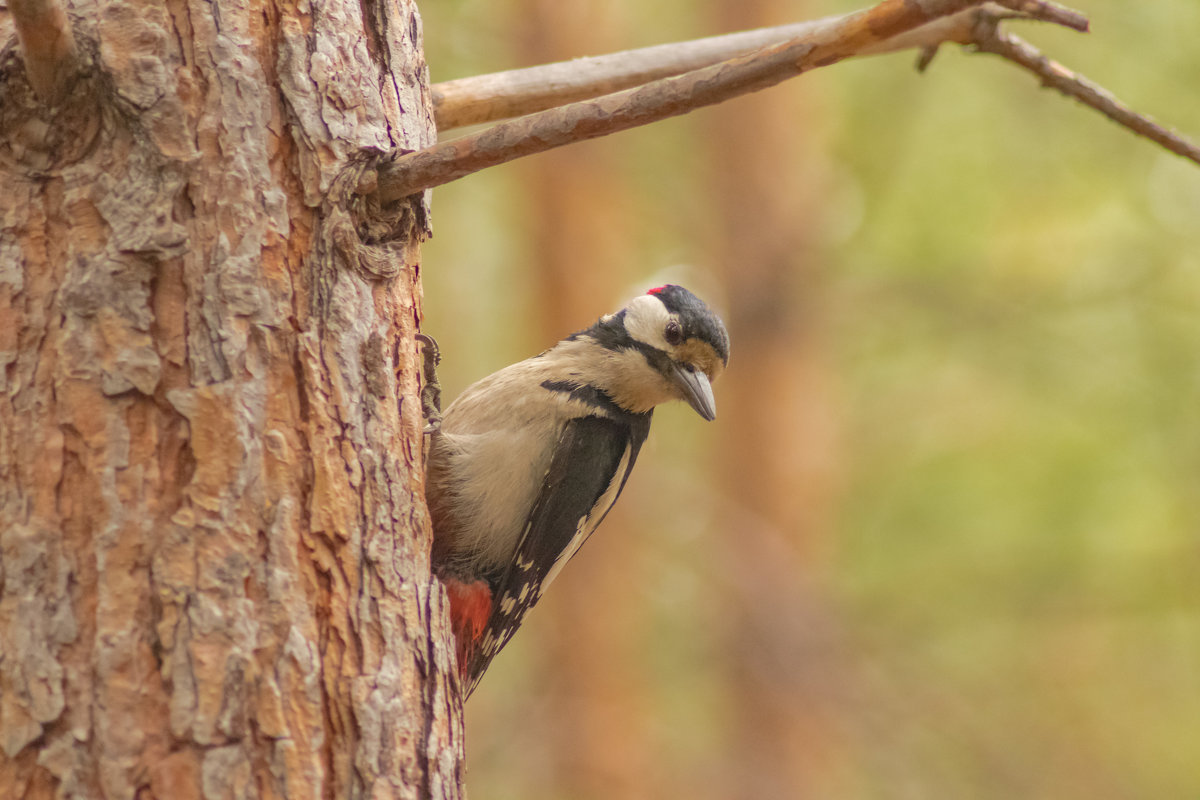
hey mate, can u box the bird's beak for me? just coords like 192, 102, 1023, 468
670, 363, 717, 421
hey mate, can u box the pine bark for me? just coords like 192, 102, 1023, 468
0, 2, 464, 798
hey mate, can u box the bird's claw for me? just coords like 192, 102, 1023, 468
415, 333, 444, 434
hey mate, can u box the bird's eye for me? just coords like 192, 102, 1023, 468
664, 320, 683, 346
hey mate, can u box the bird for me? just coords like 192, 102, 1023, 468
423, 284, 730, 696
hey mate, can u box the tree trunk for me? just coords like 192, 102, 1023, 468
0, 2, 464, 798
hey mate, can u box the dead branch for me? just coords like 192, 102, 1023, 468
380, 38, 809, 204
379, 0, 1200, 204
972, 24, 1200, 167
432, 16, 866, 132
379, 0, 1011, 203
9, 0, 79, 103
431, 1, 1086, 132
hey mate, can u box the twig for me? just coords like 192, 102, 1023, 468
9, 0, 79, 104
380, 0, 1008, 202
996, 0, 1088, 31
972, 24, 1200, 167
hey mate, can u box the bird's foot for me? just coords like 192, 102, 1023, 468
415, 333, 443, 434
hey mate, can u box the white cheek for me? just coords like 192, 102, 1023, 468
624, 295, 671, 349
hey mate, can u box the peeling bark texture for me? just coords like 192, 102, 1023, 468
0, 2, 464, 799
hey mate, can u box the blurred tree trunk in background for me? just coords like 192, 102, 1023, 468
704, 1, 852, 797
511, 5, 659, 800
0, 2, 463, 797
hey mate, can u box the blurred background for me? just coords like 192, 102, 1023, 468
418, 1, 1200, 797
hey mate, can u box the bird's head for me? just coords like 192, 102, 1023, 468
588, 284, 730, 420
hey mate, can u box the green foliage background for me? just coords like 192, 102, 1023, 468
420, 1, 1200, 797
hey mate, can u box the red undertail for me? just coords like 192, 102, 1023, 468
443, 577, 492, 684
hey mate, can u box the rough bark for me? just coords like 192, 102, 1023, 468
0, 2, 463, 799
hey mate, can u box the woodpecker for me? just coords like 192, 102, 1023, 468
424, 284, 729, 696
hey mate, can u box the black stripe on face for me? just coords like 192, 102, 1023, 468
575, 310, 633, 352
540, 380, 628, 419
579, 312, 678, 374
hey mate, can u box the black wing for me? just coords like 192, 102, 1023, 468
465, 412, 651, 693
